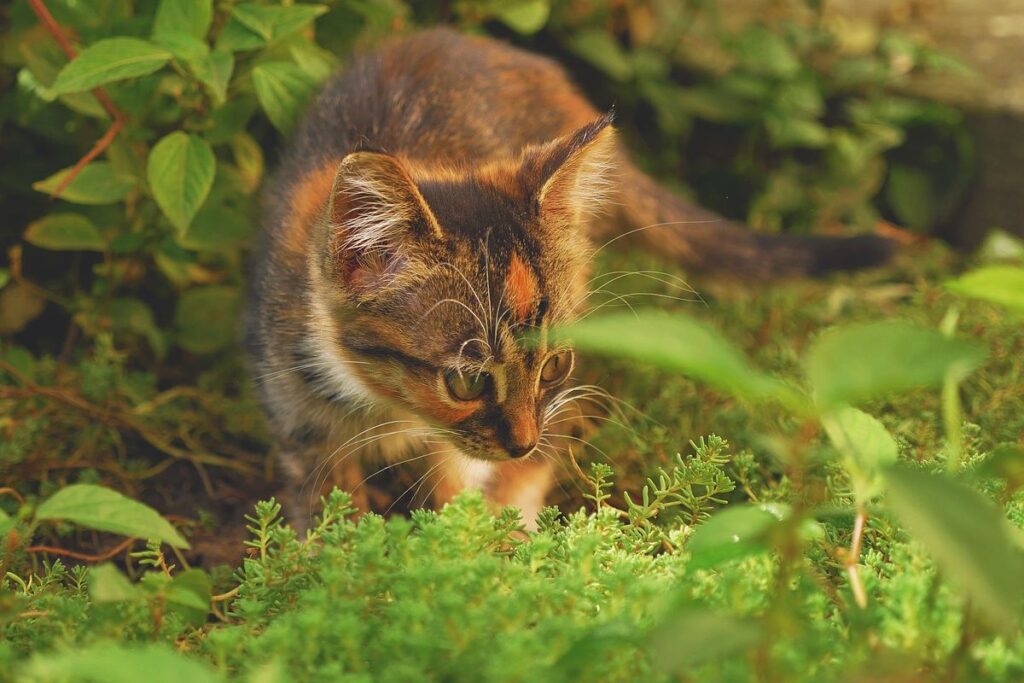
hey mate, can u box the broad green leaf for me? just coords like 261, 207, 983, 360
166, 569, 212, 626
565, 30, 632, 81
887, 164, 937, 230
90, 564, 140, 603
105, 298, 167, 358
174, 285, 241, 353
552, 311, 800, 405
252, 62, 317, 134
51, 38, 171, 94
178, 204, 254, 251
676, 86, 757, 123
288, 42, 339, 83
765, 114, 830, 149
946, 266, 1024, 315
191, 50, 234, 105
33, 162, 136, 204
687, 503, 790, 570
649, 608, 761, 672
23, 644, 222, 683
231, 132, 264, 192
0, 268, 9, 290
496, 0, 550, 34
24, 213, 106, 251
884, 466, 1024, 635
733, 25, 800, 78
152, 33, 209, 63
148, 132, 216, 232
35, 484, 188, 548
806, 321, 986, 408
822, 405, 898, 500
153, 0, 213, 40
231, 3, 328, 43
0, 282, 46, 335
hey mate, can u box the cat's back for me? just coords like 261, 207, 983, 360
283, 28, 595, 174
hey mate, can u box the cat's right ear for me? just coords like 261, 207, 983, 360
327, 152, 442, 289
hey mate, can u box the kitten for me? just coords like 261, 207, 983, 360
247, 29, 890, 528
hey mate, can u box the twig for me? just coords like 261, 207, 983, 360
0, 487, 26, 505
26, 536, 136, 563
211, 586, 240, 602
844, 508, 868, 609
27, 0, 127, 198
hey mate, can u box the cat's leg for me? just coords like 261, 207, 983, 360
278, 434, 373, 533
489, 458, 555, 531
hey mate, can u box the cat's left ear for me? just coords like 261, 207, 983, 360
327, 151, 442, 290
522, 113, 617, 227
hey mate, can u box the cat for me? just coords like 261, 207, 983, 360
246, 28, 891, 528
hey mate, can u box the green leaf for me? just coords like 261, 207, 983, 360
148, 132, 217, 232
733, 25, 801, 78
231, 3, 328, 43
687, 503, 790, 570
153, 0, 213, 40
565, 30, 632, 81
649, 608, 762, 672
23, 644, 222, 683
90, 563, 141, 603
51, 38, 172, 94
106, 298, 167, 358
152, 33, 209, 63
552, 311, 801, 405
252, 62, 317, 134
946, 266, 1024, 315
887, 164, 937, 230
0, 268, 9, 290
179, 204, 253, 251
33, 162, 136, 204
806, 321, 987, 408
24, 213, 106, 251
174, 285, 241, 354
822, 405, 898, 500
496, 0, 550, 35
166, 569, 212, 627
884, 466, 1024, 635
765, 114, 830, 149
191, 50, 234, 105
35, 484, 188, 548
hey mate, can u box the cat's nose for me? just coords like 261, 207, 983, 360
507, 440, 537, 459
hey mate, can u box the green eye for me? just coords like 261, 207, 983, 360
444, 369, 490, 402
540, 350, 573, 386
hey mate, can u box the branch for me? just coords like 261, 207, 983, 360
27, 0, 128, 199
26, 536, 136, 563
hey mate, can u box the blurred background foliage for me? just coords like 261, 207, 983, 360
3, 1, 1024, 680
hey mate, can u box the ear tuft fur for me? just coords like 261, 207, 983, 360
527, 114, 618, 226
329, 152, 442, 254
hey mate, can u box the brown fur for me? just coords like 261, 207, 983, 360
247, 29, 891, 529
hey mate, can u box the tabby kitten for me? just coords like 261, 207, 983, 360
247, 29, 890, 527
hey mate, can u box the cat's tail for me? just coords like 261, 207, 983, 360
603, 163, 894, 279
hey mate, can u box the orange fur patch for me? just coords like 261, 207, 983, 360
505, 254, 538, 321
281, 161, 339, 261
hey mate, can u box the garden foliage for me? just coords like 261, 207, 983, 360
1, 0, 1022, 681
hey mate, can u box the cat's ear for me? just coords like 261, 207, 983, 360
327, 151, 442, 289
523, 114, 617, 226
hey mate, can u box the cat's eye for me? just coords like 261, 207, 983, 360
540, 350, 573, 386
444, 369, 490, 402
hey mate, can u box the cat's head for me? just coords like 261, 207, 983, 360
308, 115, 616, 461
